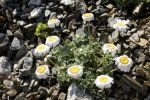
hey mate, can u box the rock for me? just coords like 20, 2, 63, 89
138, 38, 148, 47
3, 80, 14, 89
45, 10, 51, 17
51, 90, 59, 100
0, 56, 12, 75
96, 0, 101, 6
7, 89, 17, 97
0, 33, 9, 55
66, 83, 93, 100
130, 33, 140, 42
11, 37, 21, 51
6, 9, 13, 22
106, 3, 114, 9
129, 42, 138, 49
135, 68, 148, 78
6, 30, 13, 37
23, 23, 36, 39
15, 95, 28, 100
13, 9, 17, 16
121, 75, 148, 96
0, 75, 7, 81
137, 30, 144, 37
75, 0, 87, 14
108, 30, 119, 43
28, 0, 41, 6
23, 57, 33, 70
17, 20, 26, 26
144, 81, 150, 87
137, 53, 146, 63
133, 3, 143, 16
58, 92, 66, 100
29, 7, 43, 19
15, 45, 28, 60
38, 86, 48, 97
14, 29, 24, 38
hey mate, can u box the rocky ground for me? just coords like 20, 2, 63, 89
0, 0, 150, 100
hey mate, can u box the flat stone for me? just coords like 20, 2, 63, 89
121, 75, 148, 96
6, 89, 17, 97
138, 38, 148, 47
66, 83, 93, 100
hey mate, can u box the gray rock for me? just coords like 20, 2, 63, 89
6, 9, 13, 22
28, 0, 41, 6
6, 89, 17, 97
0, 56, 12, 75
66, 83, 93, 100
13, 9, 17, 16
17, 20, 26, 26
45, 10, 51, 17
15, 45, 28, 60
23, 57, 33, 70
137, 53, 146, 63
6, 30, 13, 37
29, 7, 43, 19
0, 33, 9, 55
75, 0, 87, 14
14, 29, 24, 38
11, 37, 21, 51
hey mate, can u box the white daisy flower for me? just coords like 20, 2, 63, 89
115, 55, 133, 72
112, 19, 129, 32
67, 65, 83, 79
48, 18, 60, 28
61, 0, 74, 5
45, 36, 60, 48
95, 75, 114, 89
35, 65, 50, 79
82, 13, 94, 22
33, 44, 50, 58
102, 43, 118, 56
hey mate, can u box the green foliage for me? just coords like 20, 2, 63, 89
34, 23, 48, 38
48, 33, 115, 97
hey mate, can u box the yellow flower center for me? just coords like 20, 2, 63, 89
36, 45, 46, 51
99, 76, 109, 83
120, 56, 129, 64
48, 36, 56, 42
83, 13, 93, 17
106, 44, 116, 50
117, 22, 126, 27
69, 66, 80, 74
49, 19, 57, 23
37, 66, 46, 73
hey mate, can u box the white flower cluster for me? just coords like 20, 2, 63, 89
33, 36, 60, 58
